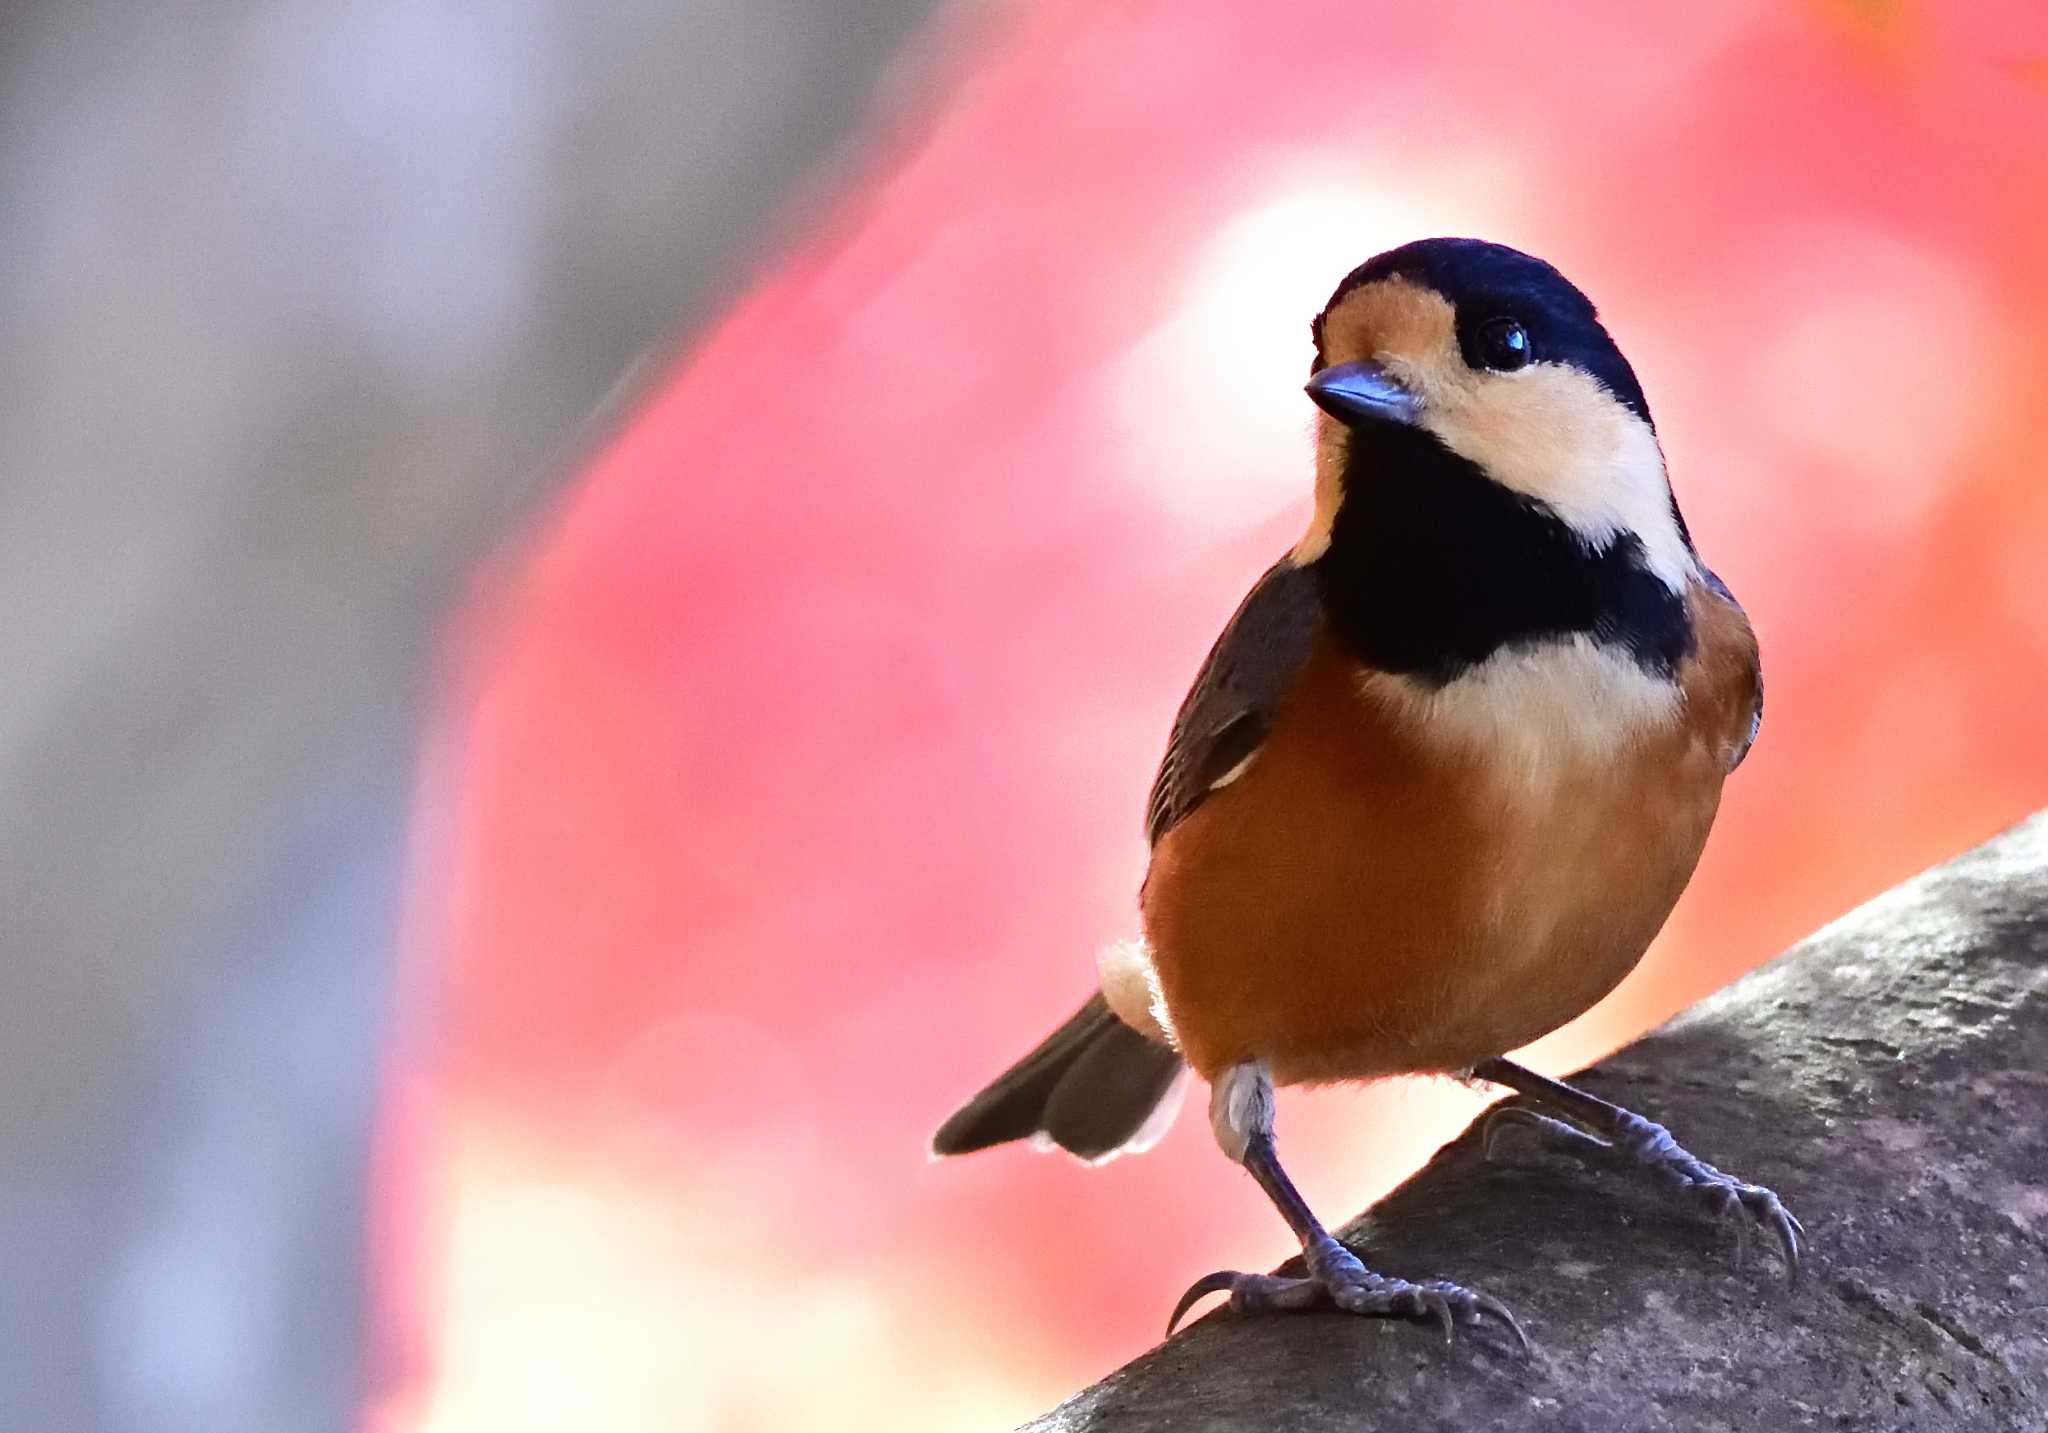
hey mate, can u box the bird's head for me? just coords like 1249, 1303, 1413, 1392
1296, 238, 1692, 597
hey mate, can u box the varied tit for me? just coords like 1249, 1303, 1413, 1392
933, 238, 1797, 1344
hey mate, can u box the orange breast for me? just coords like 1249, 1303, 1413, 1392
1140, 581, 1756, 1085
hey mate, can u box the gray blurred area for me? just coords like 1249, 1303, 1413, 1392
0, 2, 949, 1427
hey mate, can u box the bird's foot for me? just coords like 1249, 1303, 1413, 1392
1482, 1102, 1804, 1276
1167, 1233, 1526, 1349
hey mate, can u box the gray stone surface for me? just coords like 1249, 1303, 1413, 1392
1030, 814, 2048, 1432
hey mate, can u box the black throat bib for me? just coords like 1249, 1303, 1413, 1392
1313, 425, 1693, 687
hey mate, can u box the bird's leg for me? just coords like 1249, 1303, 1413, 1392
1474, 1055, 1803, 1274
1167, 1061, 1524, 1347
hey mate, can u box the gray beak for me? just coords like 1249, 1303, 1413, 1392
1306, 360, 1421, 428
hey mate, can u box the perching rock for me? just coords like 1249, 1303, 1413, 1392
1029, 813, 2048, 1432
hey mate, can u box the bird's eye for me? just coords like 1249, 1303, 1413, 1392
1475, 318, 1531, 372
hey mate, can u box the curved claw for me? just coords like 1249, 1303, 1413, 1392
1653, 1149, 1804, 1274
1734, 1183, 1804, 1281
1166, 1270, 1242, 1336
1500, 1099, 1809, 1282
1723, 1191, 1755, 1266
1419, 1279, 1529, 1353
1677, 1176, 1807, 1281
1488, 1299, 1531, 1353
1653, 1143, 1806, 1279
1781, 1206, 1808, 1262
1418, 1289, 1455, 1345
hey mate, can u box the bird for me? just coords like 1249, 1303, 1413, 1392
931, 237, 1799, 1344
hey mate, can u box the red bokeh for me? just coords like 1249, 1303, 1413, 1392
373, 4, 2048, 1429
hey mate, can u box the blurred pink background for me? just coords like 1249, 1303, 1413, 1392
376, 3, 2048, 1428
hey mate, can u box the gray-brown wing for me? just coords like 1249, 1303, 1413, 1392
1145, 557, 1322, 845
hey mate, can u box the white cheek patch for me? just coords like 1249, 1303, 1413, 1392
1419, 363, 1695, 595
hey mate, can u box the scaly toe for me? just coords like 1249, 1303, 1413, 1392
1551, 1108, 1807, 1280
1663, 1160, 1804, 1280
1166, 1241, 1526, 1351
1311, 1244, 1526, 1351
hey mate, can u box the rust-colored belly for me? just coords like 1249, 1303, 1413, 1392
1140, 636, 1732, 1084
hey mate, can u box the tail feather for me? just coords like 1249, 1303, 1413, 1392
933, 993, 1185, 1163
